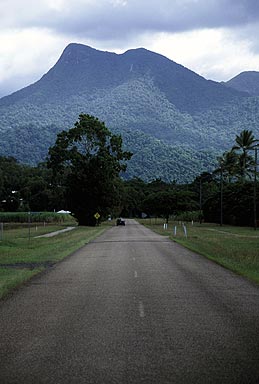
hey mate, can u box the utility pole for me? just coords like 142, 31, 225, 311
199, 176, 202, 224
220, 166, 223, 227
254, 147, 258, 230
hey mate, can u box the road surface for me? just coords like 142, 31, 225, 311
1, 219, 259, 383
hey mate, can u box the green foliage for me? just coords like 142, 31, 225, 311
0, 225, 108, 299
215, 150, 240, 182
174, 211, 201, 222
203, 181, 258, 226
120, 178, 148, 217
1, 126, 258, 229
0, 156, 66, 213
142, 219, 259, 284
0, 212, 73, 223
0, 44, 257, 183
231, 129, 258, 179
225, 71, 259, 96
47, 114, 132, 225
142, 189, 198, 220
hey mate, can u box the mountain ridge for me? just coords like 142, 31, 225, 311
0, 43, 246, 113
224, 70, 259, 96
0, 43, 258, 182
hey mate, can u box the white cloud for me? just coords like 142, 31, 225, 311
110, 0, 128, 6
143, 28, 259, 81
45, 0, 67, 11
0, 28, 68, 95
0, 0, 259, 96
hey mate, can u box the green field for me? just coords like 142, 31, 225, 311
140, 218, 259, 284
0, 222, 110, 299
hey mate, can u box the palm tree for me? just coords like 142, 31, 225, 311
214, 150, 239, 226
232, 130, 258, 180
215, 150, 239, 182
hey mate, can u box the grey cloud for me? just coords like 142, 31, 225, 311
3, 0, 258, 41
1, 0, 259, 97
18, 0, 259, 40
230, 21, 259, 52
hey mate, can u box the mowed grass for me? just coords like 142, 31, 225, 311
0, 223, 110, 299
140, 218, 259, 284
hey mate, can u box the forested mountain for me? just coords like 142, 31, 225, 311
224, 71, 259, 96
0, 43, 258, 182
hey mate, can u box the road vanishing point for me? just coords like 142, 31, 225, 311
1, 219, 259, 383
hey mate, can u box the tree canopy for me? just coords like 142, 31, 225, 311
47, 114, 132, 225
1, 126, 259, 229
232, 129, 258, 179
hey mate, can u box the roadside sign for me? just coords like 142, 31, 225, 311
94, 212, 100, 220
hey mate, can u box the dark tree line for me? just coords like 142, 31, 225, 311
203, 129, 259, 226
0, 115, 258, 227
0, 156, 57, 213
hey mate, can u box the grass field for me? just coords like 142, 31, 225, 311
140, 218, 259, 285
0, 223, 111, 299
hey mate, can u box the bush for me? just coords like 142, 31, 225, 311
0, 212, 74, 223
174, 211, 201, 222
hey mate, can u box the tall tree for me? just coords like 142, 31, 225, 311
215, 150, 239, 182
232, 130, 258, 179
47, 114, 132, 225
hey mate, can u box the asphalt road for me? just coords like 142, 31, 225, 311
1, 219, 259, 383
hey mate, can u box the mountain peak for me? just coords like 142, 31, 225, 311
58, 43, 115, 65
225, 71, 259, 96
123, 47, 150, 55
0, 42, 257, 182
0, 42, 246, 112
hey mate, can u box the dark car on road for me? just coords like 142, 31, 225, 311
116, 218, 125, 226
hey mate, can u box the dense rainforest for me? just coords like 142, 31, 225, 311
1, 126, 258, 227
1, 44, 259, 183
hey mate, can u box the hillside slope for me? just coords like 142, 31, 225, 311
0, 43, 257, 182
224, 71, 259, 96
0, 43, 245, 113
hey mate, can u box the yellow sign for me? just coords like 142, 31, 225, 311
94, 212, 100, 220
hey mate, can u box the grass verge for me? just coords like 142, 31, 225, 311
0, 223, 110, 299
139, 218, 259, 284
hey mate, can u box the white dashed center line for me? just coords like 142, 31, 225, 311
139, 301, 145, 318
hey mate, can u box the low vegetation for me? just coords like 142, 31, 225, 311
0, 222, 110, 299
141, 218, 259, 284
0, 211, 73, 223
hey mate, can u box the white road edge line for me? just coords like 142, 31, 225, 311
134, 271, 138, 278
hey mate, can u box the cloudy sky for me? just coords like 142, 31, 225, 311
1, 0, 259, 97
